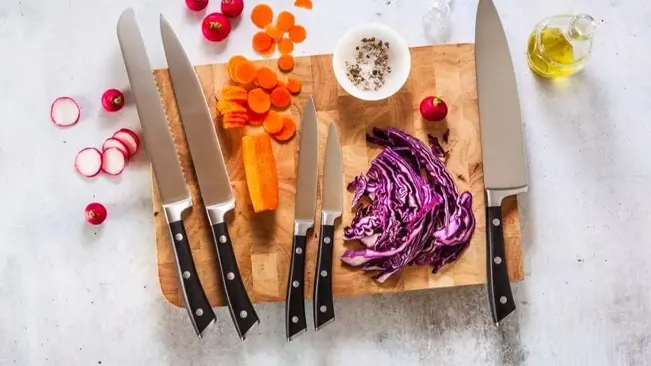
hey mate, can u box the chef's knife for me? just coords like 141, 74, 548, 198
160, 15, 259, 340
117, 9, 216, 337
313, 123, 342, 331
285, 97, 318, 341
475, 0, 529, 325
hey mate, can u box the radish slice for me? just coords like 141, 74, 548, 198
101, 148, 126, 176
51, 97, 81, 127
113, 130, 139, 157
75, 148, 102, 178
102, 138, 130, 160
118, 128, 140, 147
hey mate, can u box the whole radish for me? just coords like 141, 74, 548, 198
186, 0, 209, 11
202, 13, 231, 42
419, 96, 448, 122
85, 202, 107, 225
101, 89, 125, 112
221, 0, 244, 18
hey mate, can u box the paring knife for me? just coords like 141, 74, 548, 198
285, 97, 319, 341
475, 0, 529, 325
160, 15, 259, 340
313, 123, 343, 331
117, 9, 216, 337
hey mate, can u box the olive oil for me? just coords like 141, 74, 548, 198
527, 14, 596, 78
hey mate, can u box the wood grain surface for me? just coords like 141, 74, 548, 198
152, 44, 523, 308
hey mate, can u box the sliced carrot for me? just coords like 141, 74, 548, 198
247, 109, 268, 125
234, 61, 257, 85
288, 25, 307, 43
263, 111, 283, 134
278, 38, 294, 55
264, 24, 284, 42
251, 4, 274, 29
248, 88, 271, 114
252, 32, 274, 54
276, 80, 287, 88
256, 67, 278, 90
218, 100, 247, 114
221, 85, 248, 102
227, 55, 248, 83
270, 86, 292, 108
294, 0, 313, 10
286, 78, 302, 94
274, 115, 297, 141
258, 42, 276, 57
278, 54, 295, 73
276, 11, 295, 32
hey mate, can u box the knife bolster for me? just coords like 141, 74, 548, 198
206, 200, 235, 225
163, 198, 193, 222
294, 220, 314, 236
485, 187, 528, 207
321, 210, 342, 226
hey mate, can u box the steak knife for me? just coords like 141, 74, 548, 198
117, 9, 216, 337
160, 15, 259, 340
475, 0, 529, 325
285, 97, 319, 341
313, 123, 343, 331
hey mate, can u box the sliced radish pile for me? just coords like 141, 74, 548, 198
101, 148, 126, 176
113, 130, 139, 157
75, 148, 102, 178
51, 97, 81, 127
102, 138, 130, 160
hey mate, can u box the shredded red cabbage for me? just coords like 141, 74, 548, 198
341, 128, 476, 282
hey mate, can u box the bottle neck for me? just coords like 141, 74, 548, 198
568, 14, 596, 41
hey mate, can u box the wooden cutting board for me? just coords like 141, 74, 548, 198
152, 43, 523, 308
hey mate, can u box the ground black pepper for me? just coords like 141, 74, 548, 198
345, 37, 392, 91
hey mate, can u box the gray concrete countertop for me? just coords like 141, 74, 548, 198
1, 0, 649, 365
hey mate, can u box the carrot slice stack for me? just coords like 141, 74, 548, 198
274, 115, 297, 141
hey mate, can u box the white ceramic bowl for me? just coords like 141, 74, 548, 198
332, 23, 411, 101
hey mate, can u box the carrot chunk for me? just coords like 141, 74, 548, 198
251, 4, 274, 29
294, 0, 313, 10
242, 134, 279, 213
256, 67, 279, 90
270, 86, 292, 108
288, 25, 307, 43
278, 54, 295, 72
276, 11, 295, 32
263, 111, 284, 134
286, 78, 302, 94
273, 115, 297, 141
248, 88, 271, 114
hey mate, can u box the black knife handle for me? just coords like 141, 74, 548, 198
486, 206, 516, 324
211, 222, 260, 340
285, 234, 308, 341
313, 224, 335, 330
168, 221, 216, 337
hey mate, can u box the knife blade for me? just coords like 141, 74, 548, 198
313, 123, 343, 331
160, 14, 259, 340
117, 8, 216, 338
475, 0, 529, 325
285, 97, 319, 341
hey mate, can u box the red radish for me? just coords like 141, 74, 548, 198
221, 0, 244, 18
101, 148, 127, 176
101, 89, 125, 112
75, 148, 102, 178
202, 13, 231, 42
102, 138, 130, 160
51, 97, 81, 127
113, 130, 139, 157
85, 202, 107, 225
420, 96, 448, 122
186, 0, 209, 11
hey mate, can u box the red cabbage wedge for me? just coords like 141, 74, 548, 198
342, 128, 476, 282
